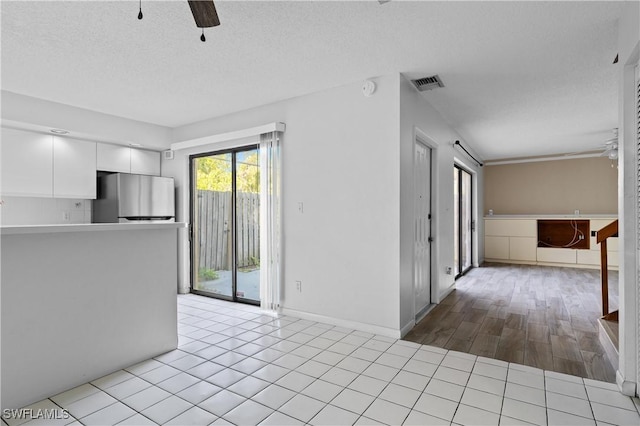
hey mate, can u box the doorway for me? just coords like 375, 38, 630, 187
190, 146, 261, 305
414, 139, 432, 319
454, 164, 473, 278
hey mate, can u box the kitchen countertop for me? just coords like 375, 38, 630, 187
1, 222, 187, 235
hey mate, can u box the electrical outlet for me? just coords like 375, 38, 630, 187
445, 266, 452, 275
296, 280, 302, 292
298, 202, 304, 213
62, 211, 71, 221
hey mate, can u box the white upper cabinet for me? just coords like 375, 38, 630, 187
53, 137, 97, 199
97, 143, 131, 173
97, 143, 160, 176
131, 149, 160, 176
1, 128, 53, 197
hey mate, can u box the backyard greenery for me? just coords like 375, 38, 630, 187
198, 267, 219, 281
196, 153, 259, 193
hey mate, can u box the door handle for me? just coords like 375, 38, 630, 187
428, 237, 434, 243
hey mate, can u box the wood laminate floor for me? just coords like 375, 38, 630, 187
403, 263, 619, 383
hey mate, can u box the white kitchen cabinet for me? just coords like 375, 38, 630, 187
485, 236, 509, 260
97, 143, 131, 173
97, 143, 160, 176
53, 137, 97, 199
131, 149, 160, 176
1, 128, 53, 197
509, 237, 537, 261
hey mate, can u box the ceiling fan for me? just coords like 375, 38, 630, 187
137, 0, 220, 42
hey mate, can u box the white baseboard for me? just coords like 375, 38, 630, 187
616, 371, 637, 396
438, 284, 456, 303
280, 308, 402, 339
400, 319, 416, 338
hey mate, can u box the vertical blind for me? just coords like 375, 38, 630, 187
636, 61, 640, 388
259, 131, 282, 313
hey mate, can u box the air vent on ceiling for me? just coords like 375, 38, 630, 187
412, 75, 445, 92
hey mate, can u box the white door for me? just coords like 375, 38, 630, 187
414, 140, 432, 319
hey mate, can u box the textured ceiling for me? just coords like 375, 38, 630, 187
1, 1, 623, 159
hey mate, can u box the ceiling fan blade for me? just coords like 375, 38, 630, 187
188, 0, 220, 28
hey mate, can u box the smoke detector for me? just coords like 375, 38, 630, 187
412, 75, 445, 92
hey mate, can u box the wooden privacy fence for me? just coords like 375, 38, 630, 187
197, 190, 260, 271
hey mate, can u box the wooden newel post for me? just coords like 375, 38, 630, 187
596, 220, 618, 318
600, 238, 608, 317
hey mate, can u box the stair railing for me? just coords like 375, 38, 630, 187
596, 220, 618, 318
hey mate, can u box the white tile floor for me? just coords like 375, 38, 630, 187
5, 294, 640, 426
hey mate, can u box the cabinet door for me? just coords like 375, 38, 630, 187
0, 128, 53, 197
97, 143, 130, 173
53, 137, 97, 199
131, 149, 160, 176
537, 247, 577, 264
509, 237, 537, 261
485, 219, 536, 237
485, 236, 509, 260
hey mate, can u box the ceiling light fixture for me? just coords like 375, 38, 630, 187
129, 143, 143, 147
137, 0, 220, 42
50, 129, 69, 135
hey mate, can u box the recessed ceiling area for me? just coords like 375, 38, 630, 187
1, 1, 623, 160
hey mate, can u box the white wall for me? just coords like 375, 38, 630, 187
616, 0, 640, 397
1, 91, 172, 150
398, 75, 484, 333
1, 196, 92, 226
164, 75, 403, 335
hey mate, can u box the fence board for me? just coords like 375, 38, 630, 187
196, 190, 259, 271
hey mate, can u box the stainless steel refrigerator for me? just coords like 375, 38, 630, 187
93, 173, 175, 223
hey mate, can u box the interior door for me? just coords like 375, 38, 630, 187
414, 140, 432, 318
190, 147, 261, 305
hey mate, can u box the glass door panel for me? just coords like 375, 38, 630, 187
192, 153, 234, 298
453, 168, 460, 277
454, 165, 473, 278
190, 147, 261, 305
235, 149, 261, 303
461, 170, 472, 272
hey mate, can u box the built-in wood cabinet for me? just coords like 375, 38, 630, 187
97, 143, 160, 175
53, 137, 96, 199
485, 216, 618, 269
484, 219, 537, 262
485, 236, 509, 260
510, 237, 537, 261
1, 128, 53, 197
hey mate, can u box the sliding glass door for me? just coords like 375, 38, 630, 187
454, 165, 473, 278
190, 147, 261, 305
